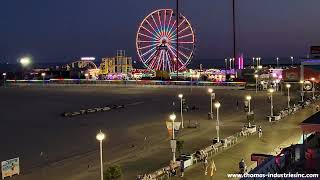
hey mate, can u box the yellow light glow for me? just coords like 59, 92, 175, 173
20, 57, 31, 66
169, 113, 176, 121
96, 131, 105, 141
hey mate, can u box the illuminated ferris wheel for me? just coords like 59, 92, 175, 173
136, 9, 195, 73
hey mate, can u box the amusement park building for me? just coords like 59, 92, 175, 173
100, 50, 133, 74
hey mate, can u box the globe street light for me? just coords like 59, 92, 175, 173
300, 80, 304, 102
169, 113, 176, 163
214, 102, 221, 143
96, 130, 106, 180
20, 57, 31, 67
269, 89, 274, 120
2, 73, 6, 87
178, 93, 184, 128
85, 73, 89, 79
246, 95, 252, 113
286, 84, 291, 109
254, 74, 259, 93
208, 88, 214, 119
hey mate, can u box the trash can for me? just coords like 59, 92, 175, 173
212, 138, 220, 144
178, 154, 193, 168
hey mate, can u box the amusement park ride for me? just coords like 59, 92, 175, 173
136, 9, 196, 74
33, 3, 243, 80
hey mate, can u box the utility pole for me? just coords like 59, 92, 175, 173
176, 0, 179, 80
232, 0, 236, 68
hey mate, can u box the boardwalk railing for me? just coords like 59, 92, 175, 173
6, 79, 246, 89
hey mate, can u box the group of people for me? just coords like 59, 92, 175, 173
203, 155, 217, 176
158, 160, 183, 179
138, 124, 263, 179
136, 174, 153, 180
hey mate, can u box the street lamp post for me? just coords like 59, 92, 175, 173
300, 80, 304, 102
214, 102, 221, 143
208, 88, 215, 119
246, 95, 252, 113
254, 74, 259, 93
258, 57, 261, 66
269, 89, 274, 120
2, 73, 6, 87
232, 58, 235, 69
275, 79, 280, 92
252, 57, 255, 67
41, 72, 46, 85
85, 73, 89, 85
286, 84, 291, 109
311, 78, 316, 100
96, 131, 106, 180
169, 113, 177, 163
256, 57, 260, 68
225, 58, 228, 69
291, 56, 294, 66
276, 57, 279, 67
20, 57, 31, 80
178, 94, 184, 128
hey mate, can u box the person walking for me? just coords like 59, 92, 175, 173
180, 159, 185, 177
210, 160, 217, 177
258, 126, 262, 138
236, 100, 239, 110
203, 156, 208, 175
239, 159, 246, 174
169, 160, 176, 177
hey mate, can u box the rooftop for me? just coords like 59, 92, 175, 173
300, 111, 320, 133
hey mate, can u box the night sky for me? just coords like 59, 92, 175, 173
0, 0, 319, 64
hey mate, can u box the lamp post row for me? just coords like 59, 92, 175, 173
93, 81, 314, 178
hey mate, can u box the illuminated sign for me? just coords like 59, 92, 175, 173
1, 157, 20, 179
81, 57, 95, 61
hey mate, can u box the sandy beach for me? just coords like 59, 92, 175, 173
0, 85, 299, 179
